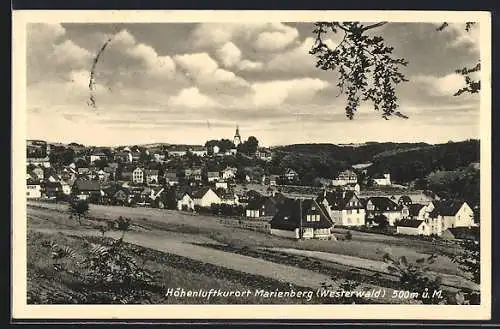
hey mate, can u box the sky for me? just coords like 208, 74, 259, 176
26, 21, 481, 147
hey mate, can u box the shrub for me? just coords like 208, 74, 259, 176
345, 231, 352, 240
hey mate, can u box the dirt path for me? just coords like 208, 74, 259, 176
266, 247, 478, 291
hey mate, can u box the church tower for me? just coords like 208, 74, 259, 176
233, 125, 241, 147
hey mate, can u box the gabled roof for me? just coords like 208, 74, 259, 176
26, 177, 40, 185
246, 196, 276, 210
192, 187, 214, 199
444, 227, 479, 241
270, 198, 334, 231
367, 196, 400, 211
207, 171, 220, 177
399, 195, 413, 204
145, 169, 159, 175
317, 190, 363, 210
397, 219, 425, 228
407, 203, 426, 217
429, 200, 466, 217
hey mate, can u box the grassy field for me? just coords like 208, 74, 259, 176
27, 201, 466, 276
26, 200, 475, 305
28, 230, 337, 304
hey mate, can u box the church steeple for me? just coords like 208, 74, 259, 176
233, 125, 241, 147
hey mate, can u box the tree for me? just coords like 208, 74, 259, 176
69, 199, 90, 225
245, 136, 259, 155
383, 253, 446, 304
311, 22, 479, 119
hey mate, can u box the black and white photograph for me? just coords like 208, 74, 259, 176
12, 10, 491, 320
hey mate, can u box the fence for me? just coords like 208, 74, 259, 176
217, 217, 271, 233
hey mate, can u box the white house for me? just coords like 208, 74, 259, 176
60, 181, 72, 195
207, 171, 220, 183
317, 190, 365, 227
132, 167, 144, 184
215, 181, 228, 190
26, 179, 42, 199
373, 173, 391, 186
192, 187, 221, 208
365, 196, 401, 226
396, 219, 431, 236
429, 201, 474, 230
222, 167, 237, 180
332, 169, 358, 186
177, 193, 195, 211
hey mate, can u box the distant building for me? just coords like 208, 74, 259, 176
132, 167, 144, 184
270, 198, 334, 240
332, 169, 358, 186
207, 171, 220, 183
26, 178, 42, 199
373, 173, 391, 186
396, 219, 431, 236
192, 187, 221, 208
365, 196, 401, 226
317, 190, 365, 227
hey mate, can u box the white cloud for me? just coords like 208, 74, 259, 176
215, 42, 242, 68
413, 73, 467, 96
237, 59, 264, 71
190, 22, 299, 52
434, 22, 480, 53
169, 87, 220, 108
249, 78, 329, 107
253, 23, 300, 51
173, 52, 248, 89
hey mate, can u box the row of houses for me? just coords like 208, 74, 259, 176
268, 190, 476, 240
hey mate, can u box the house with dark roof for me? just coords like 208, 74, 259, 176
43, 181, 64, 198
72, 180, 102, 201
207, 171, 221, 183
401, 203, 426, 219
428, 200, 475, 230
317, 190, 365, 227
283, 168, 299, 182
332, 169, 358, 186
441, 227, 479, 241
245, 197, 278, 219
144, 169, 159, 184
398, 195, 413, 207
365, 196, 401, 226
270, 198, 334, 240
164, 172, 179, 186
396, 219, 430, 236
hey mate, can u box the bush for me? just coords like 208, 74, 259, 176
345, 231, 352, 240
68, 199, 90, 225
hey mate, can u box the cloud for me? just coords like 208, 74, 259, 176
253, 23, 300, 51
215, 42, 242, 68
249, 78, 329, 107
27, 23, 93, 83
190, 23, 299, 52
433, 23, 480, 53
237, 59, 264, 71
267, 37, 337, 73
413, 73, 467, 96
173, 52, 249, 89
169, 87, 220, 108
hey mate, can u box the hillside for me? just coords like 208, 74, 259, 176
273, 140, 480, 184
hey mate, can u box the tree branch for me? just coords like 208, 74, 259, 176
361, 22, 388, 31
